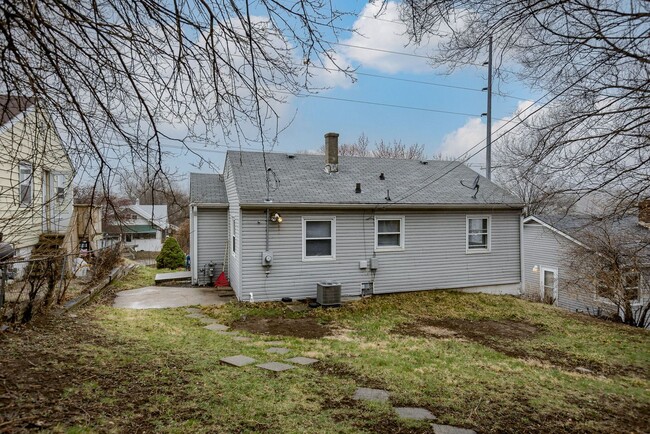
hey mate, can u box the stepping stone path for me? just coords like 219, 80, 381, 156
285, 357, 319, 365
204, 323, 229, 332
186, 313, 206, 319
232, 336, 252, 342
221, 355, 257, 367
266, 347, 291, 355
263, 340, 285, 345
395, 407, 436, 421
353, 387, 390, 402
257, 362, 295, 372
185, 307, 203, 314
431, 424, 477, 434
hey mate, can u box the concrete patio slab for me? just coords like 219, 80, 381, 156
432, 424, 477, 434
113, 286, 226, 309
154, 270, 191, 284
266, 347, 290, 355
204, 324, 229, 332
220, 355, 256, 367
285, 357, 319, 365
353, 387, 390, 402
256, 362, 295, 372
395, 407, 436, 420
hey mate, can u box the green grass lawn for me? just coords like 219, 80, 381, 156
2, 287, 648, 433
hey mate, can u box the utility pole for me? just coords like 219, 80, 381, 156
485, 35, 493, 180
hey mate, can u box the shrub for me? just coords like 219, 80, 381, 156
156, 237, 185, 269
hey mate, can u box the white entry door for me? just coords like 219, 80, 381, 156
540, 267, 558, 305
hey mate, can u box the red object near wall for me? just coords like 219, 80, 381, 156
214, 272, 230, 287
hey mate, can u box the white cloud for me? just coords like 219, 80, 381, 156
340, 1, 456, 74
437, 100, 536, 169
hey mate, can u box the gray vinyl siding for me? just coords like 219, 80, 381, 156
240, 208, 521, 301
523, 222, 597, 313
195, 208, 228, 285
224, 159, 242, 298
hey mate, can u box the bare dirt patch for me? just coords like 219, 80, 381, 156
394, 317, 647, 378
0, 311, 198, 433
230, 316, 330, 339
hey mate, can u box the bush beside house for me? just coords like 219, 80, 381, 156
156, 237, 185, 269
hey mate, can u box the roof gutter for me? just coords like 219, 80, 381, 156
240, 202, 525, 210
189, 202, 229, 209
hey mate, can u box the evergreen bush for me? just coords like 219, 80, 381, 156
156, 237, 185, 269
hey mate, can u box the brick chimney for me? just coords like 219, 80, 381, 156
639, 199, 650, 225
324, 132, 339, 173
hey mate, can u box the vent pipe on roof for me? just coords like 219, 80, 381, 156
324, 132, 339, 173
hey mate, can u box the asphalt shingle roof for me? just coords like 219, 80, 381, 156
190, 173, 228, 204
0, 95, 34, 127
226, 151, 523, 207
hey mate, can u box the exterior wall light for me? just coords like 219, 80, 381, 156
532, 265, 539, 272
270, 212, 283, 223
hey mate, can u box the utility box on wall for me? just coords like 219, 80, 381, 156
261, 250, 273, 266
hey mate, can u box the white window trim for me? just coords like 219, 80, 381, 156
466, 215, 491, 254
374, 216, 405, 252
231, 216, 237, 255
539, 266, 559, 304
594, 272, 644, 306
18, 162, 33, 207
302, 216, 336, 261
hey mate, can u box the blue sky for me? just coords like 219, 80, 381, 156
164, 1, 537, 178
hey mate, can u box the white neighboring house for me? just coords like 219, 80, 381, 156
115, 200, 174, 252
523, 208, 650, 320
0, 95, 74, 260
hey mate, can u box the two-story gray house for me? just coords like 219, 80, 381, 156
189, 133, 525, 301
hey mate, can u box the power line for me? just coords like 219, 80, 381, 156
387, 62, 603, 205
291, 92, 480, 117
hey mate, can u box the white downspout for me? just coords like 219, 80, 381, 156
520, 213, 525, 295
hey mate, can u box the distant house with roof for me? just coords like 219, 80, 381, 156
105, 200, 174, 252
189, 132, 525, 301
523, 204, 650, 323
0, 95, 74, 260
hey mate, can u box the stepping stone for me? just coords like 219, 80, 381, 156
266, 347, 290, 355
353, 387, 390, 402
256, 362, 295, 372
204, 324, 229, 332
198, 317, 218, 324
186, 307, 202, 314
220, 355, 256, 367
432, 424, 476, 434
395, 407, 436, 421
233, 336, 252, 342
285, 356, 319, 365
216, 331, 240, 337
186, 313, 206, 319
263, 340, 285, 345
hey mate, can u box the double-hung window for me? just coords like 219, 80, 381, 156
18, 162, 33, 207
375, 217, 404, 251
466, 215, 491, 252
302, 217, 335, 260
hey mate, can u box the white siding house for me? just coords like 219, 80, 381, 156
107, 201, 173, 252
0, 95, 74, 260
523, 213, 650, 320
190, 133, 525, 301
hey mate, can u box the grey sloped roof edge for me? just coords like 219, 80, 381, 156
225, 150, 524, 207
190, 172, 228, 204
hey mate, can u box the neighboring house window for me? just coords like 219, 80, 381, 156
303, 217, 336, 260
623, 272, 641, 303
466, 216, 491, 252
19, 162, 32, 206
540, 267, 558, 304
375, 217, 405, 251
231, 217, 236, 254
